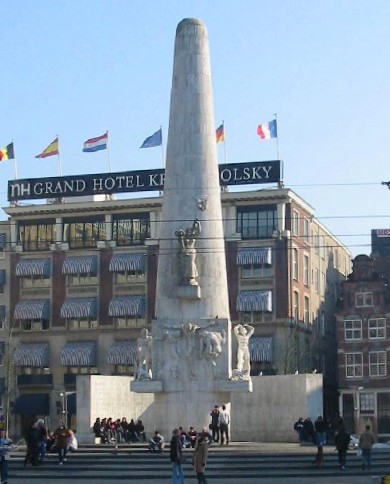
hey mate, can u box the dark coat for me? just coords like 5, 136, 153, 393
170, 435, 182, 463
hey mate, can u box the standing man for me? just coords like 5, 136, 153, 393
209, 405, 220, 443
218, 404, 230, 445
170, 428, 186, 484
193, 434, 209, 484
53, 421, 71, 465
359, 424, 375, 470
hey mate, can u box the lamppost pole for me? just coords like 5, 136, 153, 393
5, 319, 15, 437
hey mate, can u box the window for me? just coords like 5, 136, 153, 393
320, 272, 325, 296
355, 292, 373, 307
360, 393, 375, 415
114, 270, 146, 284
303, 219, 310, 243
116, 317, 145, 329
67, 274, 98, 286
304, 297, 310, 324
18, 219, 55, 251
112, 213, 150, 246
369, 351, 386, 376
313, 231, 319, 253
368, 318, 386, 339
63, 216, 105, 249
236, 205, 278, 239
112, 364, 135, 376
292, 248, 299, 281
239, 311, 268, 324
344, 319, 362, 340
314, 269, 319, 293
68, 319, 98, 330
21, 319, 50, 331
292, 210, 299, 236
293, 291, 299, 322
346, 352, 363, 378
240, 264, 273, 278
68, 367, 98, 374
319, 236, 324, 258
20, 275, 51, 288
303, 255, 309, 286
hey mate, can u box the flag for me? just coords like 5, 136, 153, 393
83, 132, 108, 153
140, 128, 162, 149
0, 142, 15, 161
257, 119, 277, 140
216, 124, 225, 143
35, 137, 59, 158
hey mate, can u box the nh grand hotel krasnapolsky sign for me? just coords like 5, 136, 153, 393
8, 160, 281, 202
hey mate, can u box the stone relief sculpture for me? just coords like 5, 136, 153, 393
136, 328, 153, 380
232, 324, 254, 381
199, 328, 226, 366
175, 219, 201, 286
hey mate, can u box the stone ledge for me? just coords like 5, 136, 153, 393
130, 380, 163, 393
177, 285, 201, 299
216, 379, 253, 393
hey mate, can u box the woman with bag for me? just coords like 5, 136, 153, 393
170, 428, 186, 484
193, 434, 209, 484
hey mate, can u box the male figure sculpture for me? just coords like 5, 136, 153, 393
136, 328, 152, 380
175, 219, 201, 286
234, 324, 254, 376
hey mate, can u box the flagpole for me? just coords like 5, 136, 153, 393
222, 120, 227, 164
160, 126, 164, 167
12, 140, 18, 180
274, 113, 280, 160
57, 135, 63, 176
106, 131, 112, 172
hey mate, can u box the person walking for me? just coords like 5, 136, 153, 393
0, 428, 16, 484
53, 421, 71, 465
170, 428, 186, 484
334, 425, 351, 469
193, 434, 209, 484
359, 424, 375, 470
218, 404, 230, 445
209, 405, 220, 443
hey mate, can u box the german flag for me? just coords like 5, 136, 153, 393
0, 142, 15, 161
35, 137, 59, 158
216, 123, 225, 143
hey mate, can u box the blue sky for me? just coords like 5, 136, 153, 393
1, 1, 389, 257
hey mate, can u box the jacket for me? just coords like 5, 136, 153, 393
169, 435, 182, 463
359, 429, 375, 450
193, 440, 208, 473
0, 438, 15, 461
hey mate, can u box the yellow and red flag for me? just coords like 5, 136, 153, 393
35, 137, 59, 158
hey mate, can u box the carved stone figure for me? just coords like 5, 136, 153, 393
179, 321, 200, 379
175, 219, 201, 286
199, 329, 226, 366
136, 328, 152, 380
233, 324, 254, 380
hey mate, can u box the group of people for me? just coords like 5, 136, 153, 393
24, 418, 77, 467
209, 404, 230, 445
294, 414, 377, 470
93, 417, 146, 444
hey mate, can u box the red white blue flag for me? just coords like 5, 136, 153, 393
257, 120, 277, 140
83, 132, 108, 152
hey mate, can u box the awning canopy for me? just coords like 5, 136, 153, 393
236, 290, 272, 312
14, 299, 50, 320
61, 341, 97, 367
249, 336, 273, 362
0, 270, 5, 285
0, 306, 5, 320
108, 296, 146, 317
109, 253, 145, 272
0, 233, 5, 250
237, 247, 272, 266
14, 343, 50, 367
15, 258, 51, 277
15, 393, 50, 415
60, 297, 97, 319
107, 341, 137, 365
62, 256, 98, 275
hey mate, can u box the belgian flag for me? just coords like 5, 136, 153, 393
0, 143, 15, 161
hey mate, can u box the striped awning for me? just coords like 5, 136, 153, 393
14, 299, 50, 320
236, 290, 272, 312
62, 256, 98, 275
60, 297, 97, 319
109, 253, 145, 272
0, 270, 5, 285
14, 343, 50, 367
16, 258, 51, 277
249, 336, 273, 362
61, 341, 97, 367
107, 341, 137, 365
108, 296, 146, 317
0, 306, 5, 320
237, 247, 272, 265
0, 233, 5, 250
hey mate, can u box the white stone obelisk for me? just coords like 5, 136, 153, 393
132, 18, 250, 436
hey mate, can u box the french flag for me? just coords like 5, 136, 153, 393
83, 132, 108, 152
257, 120, 277, 140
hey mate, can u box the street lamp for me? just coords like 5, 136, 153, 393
59, 391, 76, 428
